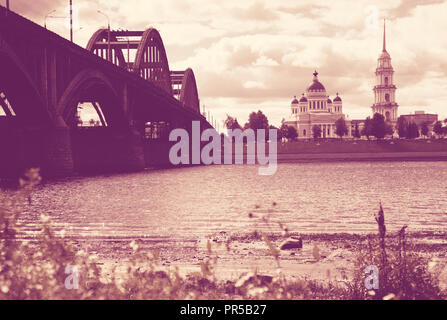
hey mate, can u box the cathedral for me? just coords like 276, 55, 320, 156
284, 20, 400, 139
284, 71, 351, 139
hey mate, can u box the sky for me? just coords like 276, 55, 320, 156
5, 0, 447, 128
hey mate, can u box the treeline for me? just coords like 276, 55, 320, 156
359, 113, 394, 140
223, 110, 447, 141
223, 110, 350, 141
396, 118, 447, 139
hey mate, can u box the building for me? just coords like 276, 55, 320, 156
284, 71, 351, 139
400, 111, 438, 136
372, 20, 398, 124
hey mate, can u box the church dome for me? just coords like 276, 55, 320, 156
333, 93, 342, 102
291, 96, 299, 104
307, 71, 326, 92
299, 94, 307, 102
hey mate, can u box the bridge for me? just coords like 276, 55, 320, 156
0, 6, 212, 179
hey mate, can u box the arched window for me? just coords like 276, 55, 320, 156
385, 93, 390, 102
385, 77, 389, 86
303, 129, 307, 136
385, 111, 391, 121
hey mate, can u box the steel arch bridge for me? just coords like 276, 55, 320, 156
0, 6, 212, 179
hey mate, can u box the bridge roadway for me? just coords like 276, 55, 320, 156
0, 6, 212, 179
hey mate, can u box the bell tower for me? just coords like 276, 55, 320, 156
372, 20, 398, 123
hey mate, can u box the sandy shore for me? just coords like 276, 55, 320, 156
70, 231, 447, 291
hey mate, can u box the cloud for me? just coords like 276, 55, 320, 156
232, 2, 278, 21
5, 0, 447, 127
243, 81, 265, 89
387, 0, 445, 18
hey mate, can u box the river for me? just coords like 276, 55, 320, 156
17, 161, 447, 242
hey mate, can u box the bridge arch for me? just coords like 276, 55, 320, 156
86, 29, 127, 68
133, 28, 172, 95
57, 70, 127, 128
179, 68, 200, 113
0, 40, 50, 126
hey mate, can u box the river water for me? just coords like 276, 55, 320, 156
18, 161, 447, 241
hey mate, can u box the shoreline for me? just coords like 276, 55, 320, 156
276, 151, 447, 163
41, 230, 447, 288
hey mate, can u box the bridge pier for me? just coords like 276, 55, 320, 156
70, 127, 145, 174
0, 123, 75, 181
41, 126, 75, 177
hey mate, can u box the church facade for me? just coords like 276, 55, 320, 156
284, 71, 351, 139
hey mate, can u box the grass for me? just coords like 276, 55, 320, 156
277, 139, 447, 154
1, 169, 445, 300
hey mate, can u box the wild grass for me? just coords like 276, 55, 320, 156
0, 169, 445, 300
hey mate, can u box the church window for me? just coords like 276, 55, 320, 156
303, 129, 306, 136
385, 93, 390, 102
385, 77, 389, 86
385, 111, 391, 121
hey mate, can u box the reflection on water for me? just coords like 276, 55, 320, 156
18, 162, 447, 240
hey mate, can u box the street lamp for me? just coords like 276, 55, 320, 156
44, 10, 56, 29
69, 0, 73, 42
97, 10, 111, 62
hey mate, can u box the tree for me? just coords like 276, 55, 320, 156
361, 116, 373, 140
354, 123, 361, 138
312, 125, 322, 140
407, 122, 420, 139
371, 113, 387, 140
268, 125, 280, 141
286, 126, 298, 141
433, 121, 443, 137
224, 115, 242, 131
397, 117, 408, 138
245, 110, 269, 131
279, 122, 289, 141
245, 110, 269, 141
421, 122, 429, 138
335, 117, 348, 140
385, 124, 394, 137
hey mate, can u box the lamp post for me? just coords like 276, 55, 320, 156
44, 10, 56, 29
97, 10, 111, 62
69, 0, 73, 42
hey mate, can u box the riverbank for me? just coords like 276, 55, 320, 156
277, 151, 447, 162
63, 230, 447, 296
275, 139, 447, 162
277, 139, 447, 154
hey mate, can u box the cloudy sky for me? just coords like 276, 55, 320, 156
6, 0, 447, 128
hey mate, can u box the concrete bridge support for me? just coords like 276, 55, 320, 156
70, 127, 145, 174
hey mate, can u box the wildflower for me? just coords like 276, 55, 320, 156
383, 293, 395, 300
129, 240, 139, 252
235, 272, 255, 288
40, 214, 50, 223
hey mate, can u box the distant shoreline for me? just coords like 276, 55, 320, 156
276, 151, 447, 163
274, 139, 447, 162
